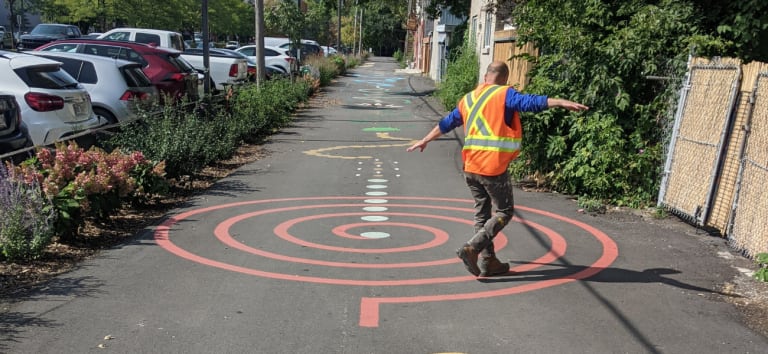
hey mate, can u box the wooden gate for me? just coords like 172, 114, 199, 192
493, 30, 538, 91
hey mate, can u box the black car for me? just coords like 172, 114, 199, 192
19, 24, 82, 50
0, 94, 31, 158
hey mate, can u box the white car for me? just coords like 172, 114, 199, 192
28, 51, 159, 125
0, 50, 105, 146
235, 45, 294, 74
98, 28, 185, 51
322, 45, 338, 57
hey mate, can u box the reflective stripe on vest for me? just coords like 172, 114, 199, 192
463, 85, 504, 137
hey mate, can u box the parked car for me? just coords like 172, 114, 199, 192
34, 39, 198, 103
28, 51, 159, 125
0, 93, 31, 155
19, 24, 82, 50
184, 47, 286, 81
0, 50, 105, 147
0, 27, 13, 50
180, 49, 247, 92
322, 45, 338, 57
98, 28, 185, 51
235, 45, 295, 74
264, 37, 322, 62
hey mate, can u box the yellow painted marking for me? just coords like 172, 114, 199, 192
377, 132, 413, 141
303, 133, 418, 159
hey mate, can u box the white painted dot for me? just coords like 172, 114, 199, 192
363, 206, 388, 212
368, 179, 388, 183
393, 161, 399, 164
361, 216, 389, 222
395, 174, 401, 177
364, 199, 388, 204
394, 168, 400, 171
357, 167, 363, 171
360, 232, 390, 239
366, 191, 388, 196
367, 185, 387, 189
355, 174, 361, 177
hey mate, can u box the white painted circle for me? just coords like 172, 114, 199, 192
366, 185, 387, 189
368, 179, 388, 183
365, 191, 388, 196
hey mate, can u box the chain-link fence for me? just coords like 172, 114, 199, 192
659, 57, 768, 258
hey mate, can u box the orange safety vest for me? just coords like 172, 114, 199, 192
457, 83, 522, 176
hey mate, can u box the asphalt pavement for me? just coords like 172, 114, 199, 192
1, 56, 766, 354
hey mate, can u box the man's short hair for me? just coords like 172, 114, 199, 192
487, 62, 510, 77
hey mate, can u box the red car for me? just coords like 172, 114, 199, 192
34, 39, 198, 103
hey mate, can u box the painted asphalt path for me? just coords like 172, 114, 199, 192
2, 57, 767, 353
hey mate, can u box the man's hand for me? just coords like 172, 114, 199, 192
406, 140, 427, 152
407, 125, 443, 152
548, 98, 589, 112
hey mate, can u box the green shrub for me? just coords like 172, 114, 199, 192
108, 99, 239, 178
504, 0, 722, 207
232, 78, 313, 139
755, 253, 768, 282
0, 163, 56, 261
435, 37, 479, 111
393, 49, 404, 67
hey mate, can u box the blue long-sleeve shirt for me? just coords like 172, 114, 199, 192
438, 87, 548, 134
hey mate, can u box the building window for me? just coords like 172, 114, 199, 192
483, 11, 492, 49
471, 15, 478, 45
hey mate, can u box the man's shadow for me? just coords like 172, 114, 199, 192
479, 262, 738, 297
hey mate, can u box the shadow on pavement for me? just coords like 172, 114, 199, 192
1, 276, 105, 350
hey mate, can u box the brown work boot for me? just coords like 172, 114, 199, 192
456, 244, 480, 276
479, 256, 510, 277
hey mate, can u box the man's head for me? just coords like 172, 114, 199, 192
484, 61, 509, 85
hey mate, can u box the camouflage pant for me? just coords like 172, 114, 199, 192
463, 170, 514, 258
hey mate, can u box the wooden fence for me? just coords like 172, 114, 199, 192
493, 29, 538, 91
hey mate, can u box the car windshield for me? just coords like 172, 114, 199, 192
31, 25, 67, 36
13, 64, 79, 89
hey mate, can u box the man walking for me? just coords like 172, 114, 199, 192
407, 61, 588, 277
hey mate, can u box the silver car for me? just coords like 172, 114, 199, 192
29, 51, 159, 124
0, 50, 105, 146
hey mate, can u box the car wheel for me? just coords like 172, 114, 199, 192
93, 107, 118, 126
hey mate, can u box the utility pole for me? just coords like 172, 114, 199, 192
358, 8, 363, 56
254, 0, 265, 85
337, 0, 342, 52
352, 6, 357, 54
202, 0, 210, 95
